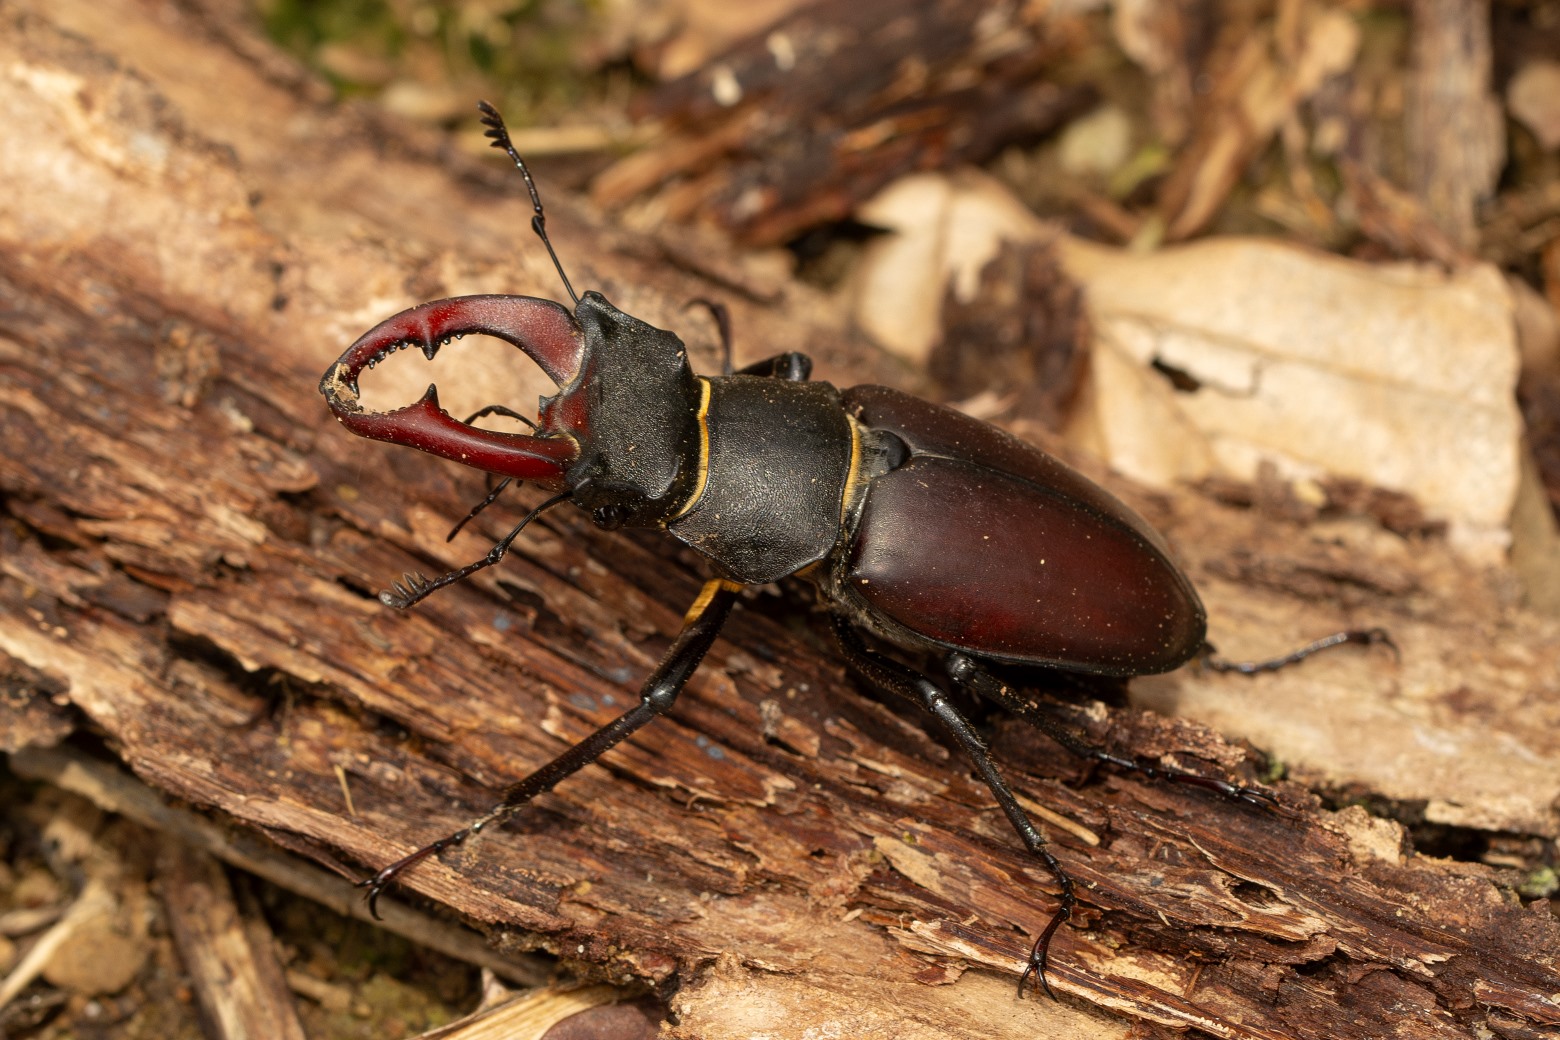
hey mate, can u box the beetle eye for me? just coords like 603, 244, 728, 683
593, 504, 629, 530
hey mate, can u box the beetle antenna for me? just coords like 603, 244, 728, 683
477, 100, 579, 307
463, 403, 537, 431
382, 489, 573, 609
443, 404, 538, 540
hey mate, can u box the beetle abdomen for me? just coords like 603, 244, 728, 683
844, 455, 1205, 673
837, 386, 1206, 675
843, 385, 1181, 559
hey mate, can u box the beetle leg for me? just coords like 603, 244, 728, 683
1200, 628, 1396, 675
685, 297, 813, 380
444, 476, 514, 543
945, 654, 1281, 809
358, 578, 743, 918
685, 298, 735, 374
830, 618, 1074, 1000
733, 352, 812, 381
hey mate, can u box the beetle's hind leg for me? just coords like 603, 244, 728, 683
945, 654, 1280, 809
830, 618, 1074, 999
357, 579, 742, 917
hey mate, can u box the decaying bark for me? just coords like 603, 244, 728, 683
1, 3, 1558, 1039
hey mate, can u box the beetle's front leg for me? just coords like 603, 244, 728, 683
945, 654, 1280, 809
734, 352, 812, 381
830, 618, 1074, 999
358, 578, 743, 917
687, 298, 812, 380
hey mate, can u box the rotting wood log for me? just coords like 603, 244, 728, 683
1, 3, 1558, 1039
593, 0, 1098, 246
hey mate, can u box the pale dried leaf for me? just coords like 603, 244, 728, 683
1059, 236, 1521, 560
1507, 59, 1560, 152
851, 170, 1049, 364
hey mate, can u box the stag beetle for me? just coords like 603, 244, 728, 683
320, 101, 1388, 998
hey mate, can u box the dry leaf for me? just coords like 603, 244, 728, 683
1059, 236, 1521, 562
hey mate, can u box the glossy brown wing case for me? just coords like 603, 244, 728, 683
838, 386, 1207, 675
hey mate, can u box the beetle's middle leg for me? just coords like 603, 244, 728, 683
944, 653, 1280, 809
358, 578, 742, 916
830, 617, 1074, 999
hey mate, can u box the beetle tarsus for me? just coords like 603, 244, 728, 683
1116, 751, 1280, 805
1201, 627, 1396, 675
1020, 894, 1072, 1000
356, 827, 474, 919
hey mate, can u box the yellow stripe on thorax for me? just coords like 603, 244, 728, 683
670, 377, 713, 520
839, 414, 867, 526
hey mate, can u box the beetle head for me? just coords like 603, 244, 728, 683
320, 291, 702, 526
558, 292, 703, 527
